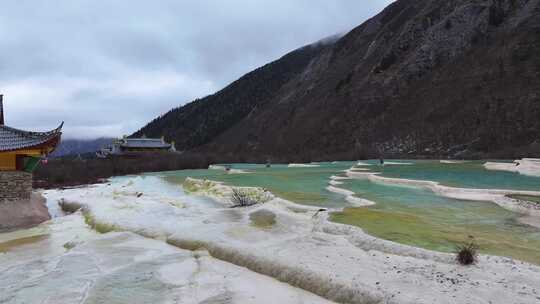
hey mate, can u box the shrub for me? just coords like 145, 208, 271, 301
34, 151, 212, 189
230, 189, 259, 208
455, 241, 478, 266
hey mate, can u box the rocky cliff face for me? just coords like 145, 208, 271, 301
138, 0, 540, 161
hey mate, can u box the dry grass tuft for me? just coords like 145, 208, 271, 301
230, 189, 259, 208
455, 241, 478, 266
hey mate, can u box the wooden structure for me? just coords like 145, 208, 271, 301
0, 95, 63, 172
98, 136, 175, 157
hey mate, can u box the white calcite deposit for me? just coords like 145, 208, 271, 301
484, 158, 540, 177
0, 214, 332, 304
288, 163, 321, 168
25, 175, 540, 304
345, 169, 540, 221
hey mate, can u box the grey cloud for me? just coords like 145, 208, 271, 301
0, 0, 393, 139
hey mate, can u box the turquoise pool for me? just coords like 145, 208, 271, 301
160, 161, 540, 264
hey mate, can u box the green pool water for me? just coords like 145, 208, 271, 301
162, 162, 356, 208
331, 178, 540, 264
160, 161, 540, 264
369, 160, 540, 190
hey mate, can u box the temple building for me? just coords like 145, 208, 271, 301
0, 95, 63, 202
97, 136, 176, 157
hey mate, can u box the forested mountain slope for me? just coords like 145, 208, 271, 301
138, 0, 540, 161
133, 42, 330, 151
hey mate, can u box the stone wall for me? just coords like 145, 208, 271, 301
0, 171, 32, 202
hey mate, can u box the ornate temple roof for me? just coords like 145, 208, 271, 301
120, 138, 171, 149
0, 123, 63, 153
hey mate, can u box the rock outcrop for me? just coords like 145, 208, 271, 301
0, 192, 50, 231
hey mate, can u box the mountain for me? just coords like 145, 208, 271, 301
136, 0, 540, 161
132, 42, 329, 152
51, 138, 114, 157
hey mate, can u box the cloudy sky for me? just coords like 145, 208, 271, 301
1, 0, 392, 139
